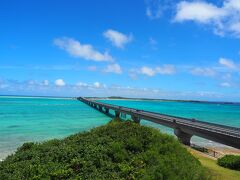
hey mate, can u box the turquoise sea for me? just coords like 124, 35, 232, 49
0, 96, 240, 160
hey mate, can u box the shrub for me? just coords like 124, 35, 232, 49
217, 155, 240, 171
0, 120, 207, 179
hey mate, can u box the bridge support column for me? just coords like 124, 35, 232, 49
174, 128, 192, 146
131, 115, 140, 123
115, 111, 120, 118
99, 106, 103, 111
105, 108, 109, 114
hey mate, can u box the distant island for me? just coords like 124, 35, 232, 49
86, 96, 240, 105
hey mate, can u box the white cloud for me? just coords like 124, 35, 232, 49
190, 67, 216, 77
224, 0, 240, 10
174, 0, 240, 37
75, 82, 107, 89
156, 65, 176, 75
229, 22, 240, 36
28, 80, 37, 85
146, 7, 162, 19
145, 0, 172, 19
76, 82, 88, 87
42, 80, 49, 86
2, 78, 240, 101
93, 82, 101, 88
140, 65, 176, 77
219, 58, 238, 69
140, 66, 156, 76
54, 37, 113, 62
0, 82, 8, 89
174, 1, 226, 23
103, 29, 132, 48
103, 63, 122, 74
220, 82, 231, 87
55, 79, 66, 87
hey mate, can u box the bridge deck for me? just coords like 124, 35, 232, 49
78, 97, 240, 149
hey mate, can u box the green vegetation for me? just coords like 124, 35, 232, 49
217, 155, 240, 171
189, 148, 240, 180
0, 119, 207, 179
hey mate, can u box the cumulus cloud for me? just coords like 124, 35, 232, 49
174, 1, 226, 23
103, 63, 122, 74
54, 37, 113, 62
219, 58, 238, 70
103, 29, 132, 48
174, 0, 240, 37
141, 66, 156, 76
55, 79, 66, 87
138, 65, 176, 77
190, 67, 216, 77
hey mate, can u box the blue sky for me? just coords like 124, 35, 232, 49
0, 0, 240, 101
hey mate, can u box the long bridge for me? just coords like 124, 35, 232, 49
78, 97, 240, 149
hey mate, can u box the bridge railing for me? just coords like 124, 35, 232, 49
78, 97, 240, 149
80, 97, 240, 137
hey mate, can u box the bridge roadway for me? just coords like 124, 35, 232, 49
78, 97, 240, 149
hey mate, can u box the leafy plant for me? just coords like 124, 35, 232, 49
0, 120, 207, 179
217, 155, 240, 171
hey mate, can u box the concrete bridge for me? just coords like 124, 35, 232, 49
78, 97, 240, 149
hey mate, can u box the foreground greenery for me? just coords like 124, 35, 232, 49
189, 148, 240, 180
217, 155, 240, 171
0, 119, 207, 179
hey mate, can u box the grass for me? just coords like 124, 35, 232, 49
189, 148, 240, 180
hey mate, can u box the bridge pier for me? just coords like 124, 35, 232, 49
99, 106, 103, 111
105, 108, 109, 114
78, 98, 240, 150
131, 115, 140, 123
115, 111, 120, 118
174, 128, 193, 146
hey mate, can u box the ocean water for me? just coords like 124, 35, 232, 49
100, 99, 240, 148
0, 96, 111, 160
0, 97, 240, 160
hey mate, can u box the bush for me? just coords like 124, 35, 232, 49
217, 155, 240, 171
0, 120, 207, 179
